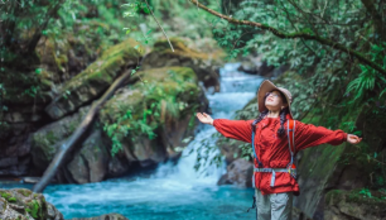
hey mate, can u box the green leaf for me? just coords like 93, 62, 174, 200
143, 7, 150, 14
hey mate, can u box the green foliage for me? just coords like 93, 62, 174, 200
359, 188, 372, 198
25, 200, 40, 219
0, 191, 11, 200
8, 197, 17, 203
346, 64, 386, 101
103, 68, 200, 157
210, 0, 386, 113
195, 1, 386, 187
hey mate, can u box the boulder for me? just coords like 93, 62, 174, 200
30, 106, 90, 172
0, 122, 35, 177
324, 189, 386, 220
0, 188, 64, 220
45, 38, 142, 120
66, 129, 110, 184
141, 38, 224, 91
30, 105, 129, 183
29, 66, 207, 183
217, 158, 254, 188
100, 66, 208, 167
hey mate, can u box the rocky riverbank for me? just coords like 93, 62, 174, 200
0, 37, 225, 184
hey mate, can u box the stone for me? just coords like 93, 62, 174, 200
0, 157, 18, 168
45, 38, 142, 119
100, 66, 207, 167
67, 130, 109, 183
30, 106, 90, 172
324, 189, 386, 220
217, 158, 254, 188
0, 188, 64, 220
141, 37, 225, 91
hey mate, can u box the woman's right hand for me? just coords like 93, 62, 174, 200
196, 112, 214, 125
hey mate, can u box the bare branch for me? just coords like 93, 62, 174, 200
188, 0, 386, 75
143, 0, 174, 52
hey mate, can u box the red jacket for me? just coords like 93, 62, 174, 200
213, 113, 348, 195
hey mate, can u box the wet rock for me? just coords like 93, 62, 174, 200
106, 154, 130, 178
0, 188, 64, 220
218, 158, 253, 188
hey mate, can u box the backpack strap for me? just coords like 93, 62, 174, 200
251, 119, 263, 168
286, 119, 296, 177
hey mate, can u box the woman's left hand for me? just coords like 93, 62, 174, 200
347, 134, 362, 144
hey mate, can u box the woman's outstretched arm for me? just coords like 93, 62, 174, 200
196, 112, 254, 143
294, 120, 362, 151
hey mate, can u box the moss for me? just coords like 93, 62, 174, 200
153, 38, 224, 61
67, 119, 79, 134
26, 199, 41, 220
0, 191, 11, 200
45, 131, 58, 144
100, 66, 203, 149
66, 39, 140, 83
17, 189, 32, 197
8, 197, 17, 203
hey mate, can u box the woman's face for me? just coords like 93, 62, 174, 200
265, 90, 288, 111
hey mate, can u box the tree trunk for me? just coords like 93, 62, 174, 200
32, 68, 134, 193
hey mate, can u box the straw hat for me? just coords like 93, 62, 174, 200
257, 80, 294, 119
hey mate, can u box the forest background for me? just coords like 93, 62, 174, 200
1, 0, 386, 219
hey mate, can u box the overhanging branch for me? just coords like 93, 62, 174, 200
189, 0, 386, 75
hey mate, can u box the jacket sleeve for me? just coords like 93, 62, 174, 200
294, 120, 348, 151
212, 119, 255, 143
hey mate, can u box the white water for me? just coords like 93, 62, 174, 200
1, 63, 264, 220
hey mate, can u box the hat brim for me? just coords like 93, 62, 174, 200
257, 80, 294, 119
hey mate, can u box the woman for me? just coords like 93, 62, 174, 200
196, 80, 362, 220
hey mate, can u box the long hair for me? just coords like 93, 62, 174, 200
251, 90, 289, 138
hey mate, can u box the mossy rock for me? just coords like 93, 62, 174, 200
100, 66, 200, 124
30, 106, 90, 171
45, 38, 142, 120
100, 66, 206, 165
325, 189, 386, 219
0, 188, 64, 220
141, 37, 225, 91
